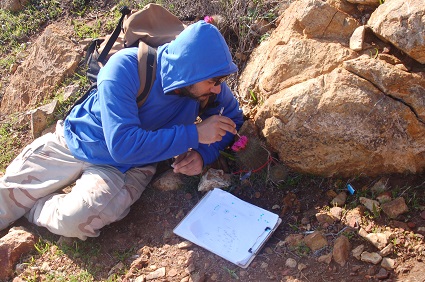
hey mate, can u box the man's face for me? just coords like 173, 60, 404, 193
179, 76, 228, 102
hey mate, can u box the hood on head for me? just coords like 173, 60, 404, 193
159, 20, 238, 93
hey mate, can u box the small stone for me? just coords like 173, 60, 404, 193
359, 197, 381, 213
330, 207, 343, 221
145, 267, 166, 280
332, 236, 351, 266
298, 263, 307, 271
376, 192, 392, 204
168, 268, 178, 277
375, 268, 389, 280
254, 192, 261, 198
260, 262, 268, 268
378, 243, 393, 257
420, 211, 425, 220
381, 257, 395, 270
177, 241, 193, 249
331, 192, 347, 207
352, 244, 365, 260
361, 251, 382, 265
381, 197, 409, 219
285, 258, 297, 268
365, 233, 388, 250
316, 212, 336, 225
185, 263, 195, 274
304, 231, 328, 251
317, 253, 332, 264
272, 205, 280, 210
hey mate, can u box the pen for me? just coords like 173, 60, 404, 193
209, 107, 225, 147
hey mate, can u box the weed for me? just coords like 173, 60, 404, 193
294, 242, 310, 256
34, 239, 51, 255
223, 266, 239, 279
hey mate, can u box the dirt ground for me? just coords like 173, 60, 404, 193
3, 162, 425, 282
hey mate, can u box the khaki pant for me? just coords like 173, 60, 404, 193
0, 121, 156, 240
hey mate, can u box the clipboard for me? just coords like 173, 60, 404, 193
173, 188, 282, 268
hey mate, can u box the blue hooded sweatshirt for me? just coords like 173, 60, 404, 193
63, 21, 243, 173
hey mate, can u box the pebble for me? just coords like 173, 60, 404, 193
285, 258, 297, 268
420, 210, 425, 220
375, 268, 389, 279
361, 251, 382, 265
177, 241, 193, 249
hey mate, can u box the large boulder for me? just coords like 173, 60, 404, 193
238, 0, 360, 100
0, 24, 82, 115
368, 0, 425, 64
255, 61, 425, 177
240, 0, 425, 177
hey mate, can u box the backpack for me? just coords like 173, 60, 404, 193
65, 4, 186, 117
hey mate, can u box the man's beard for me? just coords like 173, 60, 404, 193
179, 86, 216, 101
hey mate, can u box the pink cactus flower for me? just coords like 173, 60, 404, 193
204, 15, 214, 24
231, 135, 248, 152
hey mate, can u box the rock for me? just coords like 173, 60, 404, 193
0, 0, 29, 11
378, 243, 393, 257
152, 169, 184, 191
420, 211, 425, 220
30, 100, 59, 138
331, 192, 347, 207
304, 231, 328, 251
298, 263, 307, 271
368, 0, 425, 64
381, 257, 396, 270
365, 233, 388, 250
332, 235, 351, 266
330, 207, 343, 221
317, 252, 333, 264
381, 197, 409, 219
345, 206, 365, 228
316, 212, 337, 225
390, 220, 410, 230
177, 241, 193, 249
346, 0, 380, 6
285, 258, 297, 268
239, 0, 358, 101
349, 25, 366, 51
146, 267, 166, 280
284, 234, 304, 247
0, 24, 82, 115
361, 251, 383, 264
359, 197, 381, 214
352, 244, 365, 260
370, 178, 389, 194
0, 227, 37, 281
376, 192, 392, 204
375, 268, 389, 280
197, 168, 231, 192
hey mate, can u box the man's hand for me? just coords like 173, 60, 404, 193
196, 115, 237, 144
173, 150, 203, 176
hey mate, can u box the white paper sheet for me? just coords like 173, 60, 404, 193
173, 188, 281, 268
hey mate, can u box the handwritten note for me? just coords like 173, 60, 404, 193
173, 188, 281, 268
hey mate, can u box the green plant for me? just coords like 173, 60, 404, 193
294, 242, 310, 256
34, 239, 51, 255
249, 89, 258, 105
223, 266, 239, 279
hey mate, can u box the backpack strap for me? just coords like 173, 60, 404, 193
97, 6, 131, 64
136, 41, 157, 108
